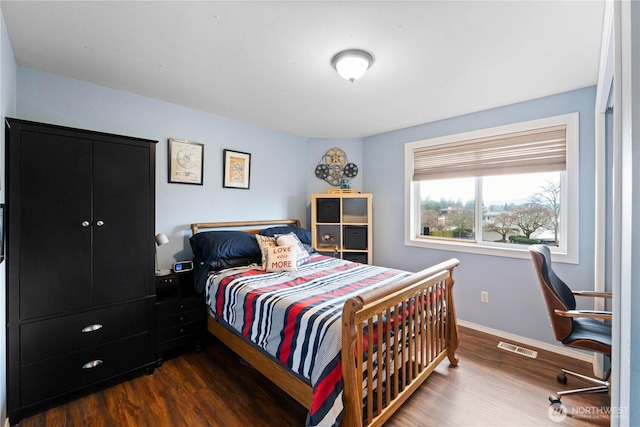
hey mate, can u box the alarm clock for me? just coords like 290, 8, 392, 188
172, 260, 193, 273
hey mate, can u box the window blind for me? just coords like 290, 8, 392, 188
412, 125, 567, 181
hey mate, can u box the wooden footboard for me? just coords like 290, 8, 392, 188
341, 258, 460, 427
206, 258, 460, 427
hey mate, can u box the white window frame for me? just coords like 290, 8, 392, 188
404, 113, 579, 264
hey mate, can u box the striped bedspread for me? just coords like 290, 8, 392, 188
205, 254, 412, 427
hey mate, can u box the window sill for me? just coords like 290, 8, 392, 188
405, 236, 578, 264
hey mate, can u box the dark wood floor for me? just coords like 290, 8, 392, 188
16, 326, 610, 426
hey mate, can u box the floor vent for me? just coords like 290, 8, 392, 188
497, 341, 538, 359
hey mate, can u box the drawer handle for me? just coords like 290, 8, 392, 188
82, 359, 103, 370
81, 324, 103, 333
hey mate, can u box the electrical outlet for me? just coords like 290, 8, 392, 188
481, 291, 489, 303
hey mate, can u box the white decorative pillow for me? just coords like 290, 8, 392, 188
255, 234, 277, 269
276, 233, 311, 266
265, 245, 298, 272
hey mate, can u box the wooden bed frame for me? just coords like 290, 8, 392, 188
191, 219, 460, 427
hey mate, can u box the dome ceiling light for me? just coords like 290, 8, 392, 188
331, 49, 374, 82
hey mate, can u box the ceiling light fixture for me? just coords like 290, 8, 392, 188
331, 49, 374, 83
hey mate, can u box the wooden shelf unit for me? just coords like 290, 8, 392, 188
311, 193, 373, 264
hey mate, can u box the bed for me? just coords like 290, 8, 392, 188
190, 219, 460, 427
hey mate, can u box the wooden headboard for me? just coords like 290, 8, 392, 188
190, 219, 301, 235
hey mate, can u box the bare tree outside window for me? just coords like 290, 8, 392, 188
447, 209, 475, 239
484, 212, 516, 242
420, 209, 441, 234
531, 181, 561, 244
512, 203, 554, 239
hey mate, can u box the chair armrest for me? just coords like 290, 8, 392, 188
554, 309, 612, 320
572, 290, 612, 298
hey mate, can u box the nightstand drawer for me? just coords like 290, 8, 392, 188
20, 334, 150, 406
158, 309, 201, 329
158, 322, 199, 343
157, 334, 199, 354
157, 298, 201, 318
20, 300, 149, 364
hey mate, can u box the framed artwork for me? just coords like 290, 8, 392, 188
223, 149, 251, 189
168, 138, 204, 185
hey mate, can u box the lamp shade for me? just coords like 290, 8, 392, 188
331, 49, 374, 82
155, 233, 169, 246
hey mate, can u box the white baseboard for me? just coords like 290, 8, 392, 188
457, 319, 593, 363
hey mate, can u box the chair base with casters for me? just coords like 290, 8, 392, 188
549, 368, 611, 404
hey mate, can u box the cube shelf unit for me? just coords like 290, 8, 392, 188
311, 193, 373, 264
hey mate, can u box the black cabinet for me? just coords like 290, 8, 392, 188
5, 118, 157, 423
156, 272, 205, 365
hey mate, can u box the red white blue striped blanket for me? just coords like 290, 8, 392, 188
205, 254, 411, 427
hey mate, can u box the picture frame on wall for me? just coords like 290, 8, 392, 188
168, 138, 204, 185
223, 149, 251, 189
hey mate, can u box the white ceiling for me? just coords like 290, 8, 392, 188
1, 1, 605, 138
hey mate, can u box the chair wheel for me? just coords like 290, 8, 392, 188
557, 373, 567, 384
549, 396, 562, 405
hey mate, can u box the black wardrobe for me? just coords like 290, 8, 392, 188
5, 118, 157, 423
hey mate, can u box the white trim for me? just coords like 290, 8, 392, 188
594, 0, 614, 298
593, 1, 614, 380
405, 113, 579, 264
595, 1, 614, 112
593, 111, 607, 378
458, 319, 593, 363
613, 1, 638, 423
592, 0, 631, 415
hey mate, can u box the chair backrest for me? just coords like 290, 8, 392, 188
529, 244, 576, 341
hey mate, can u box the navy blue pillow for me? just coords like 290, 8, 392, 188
190, 231, 261, 264
190, 231, 262, 293
259, 226, 311, 245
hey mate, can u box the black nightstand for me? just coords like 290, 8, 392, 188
155, 271, 205, 366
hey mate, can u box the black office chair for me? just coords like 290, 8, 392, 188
529, 244, 612, 404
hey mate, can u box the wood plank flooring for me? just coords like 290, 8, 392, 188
16, 326, 611, 426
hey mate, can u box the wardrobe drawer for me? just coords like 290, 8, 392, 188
20, 300, 149, 364
20, 334, 150, 406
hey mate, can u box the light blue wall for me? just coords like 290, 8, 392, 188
0, 9, 17, 423
363, 87, 597, 346
15, 66, 309, 266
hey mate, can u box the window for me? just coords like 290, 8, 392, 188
405, 113, 579, 263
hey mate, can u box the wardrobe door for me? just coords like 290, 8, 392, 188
92, 140, 153, 305
17, 130, 93, 319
